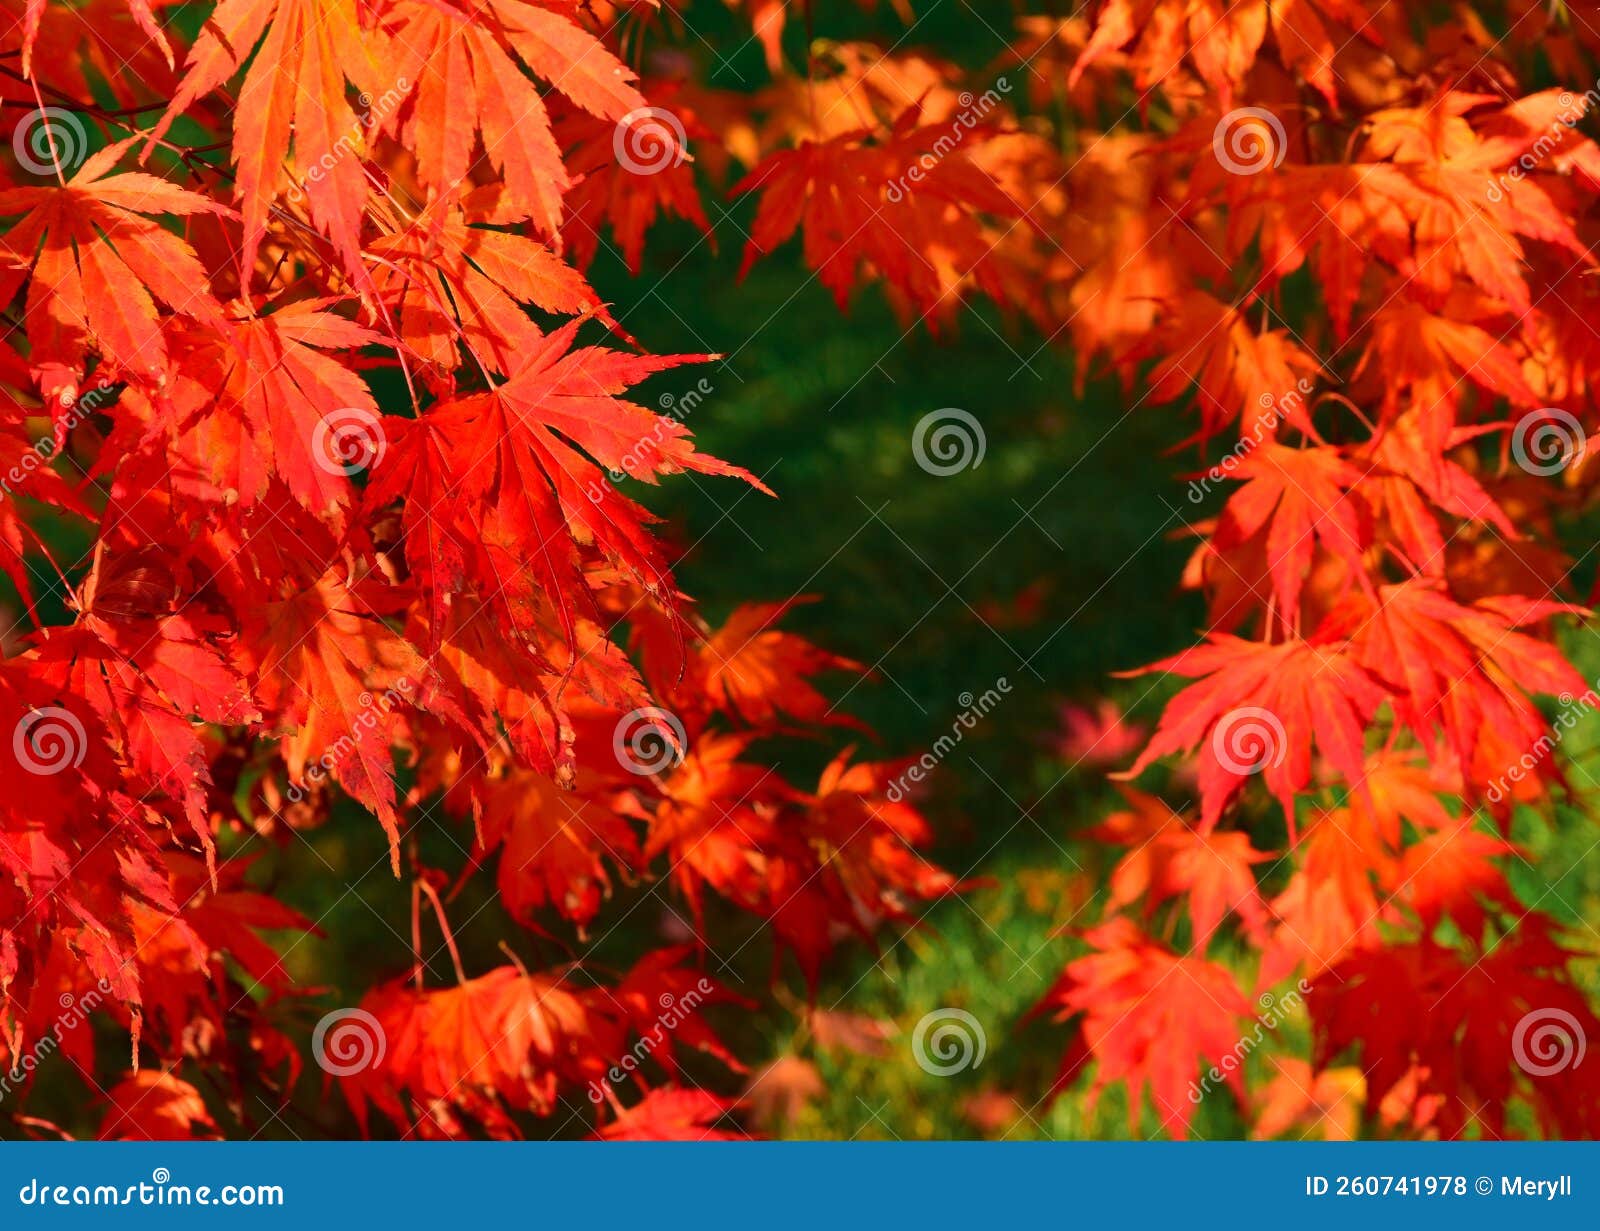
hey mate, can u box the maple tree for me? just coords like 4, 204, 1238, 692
1, 0, 1599, 1143
1013, 1, 1600, 1140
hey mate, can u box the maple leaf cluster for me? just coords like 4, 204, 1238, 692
0, 0, 964, 1140
6, 0, 1600, 1143
1014, 2, 1600, 1140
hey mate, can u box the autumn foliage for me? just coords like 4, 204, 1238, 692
3, 0, 1600, 1141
